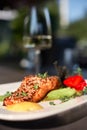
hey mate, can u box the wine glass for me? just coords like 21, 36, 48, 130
23, 6, 52, 74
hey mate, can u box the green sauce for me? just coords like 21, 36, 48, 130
44, 87, 81, 102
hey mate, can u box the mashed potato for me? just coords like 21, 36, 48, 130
6, 101, 43, 112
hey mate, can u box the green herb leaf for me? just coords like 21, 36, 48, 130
0, 91, 11, 102
82, 87, 87, 95
49, 101, 56, 105
73, 67, 82, 75
34, 84, 39, 90
37, 72, 48, 78
60, 96, 70, 102
21, 92, 28, 96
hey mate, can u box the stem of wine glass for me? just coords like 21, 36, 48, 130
34, 49, 41, 74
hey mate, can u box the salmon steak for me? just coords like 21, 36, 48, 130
3, 74, 61, 106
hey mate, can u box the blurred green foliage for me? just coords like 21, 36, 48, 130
10, 7, 28, 49
0, 41, 10, 58
58, 17, 87, 41
66, 18, 87, 40
0, 21, 11, 58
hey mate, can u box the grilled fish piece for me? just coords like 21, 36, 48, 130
3, 75, 61, 106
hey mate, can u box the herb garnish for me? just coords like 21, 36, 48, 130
37, 72, 48, 78
34, 84, 39, 90
60, 96, 71, 102
49, 101, 56, 105
21, 92, 28, 96
0, 91, 11, 101
72, 66, 82, 75
82, 87, 87, 95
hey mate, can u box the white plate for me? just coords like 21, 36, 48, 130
0, 82, 87, 121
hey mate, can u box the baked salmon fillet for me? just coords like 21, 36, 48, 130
3, 74, 61, 106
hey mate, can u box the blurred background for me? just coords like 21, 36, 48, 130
0, 0, 87, 83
